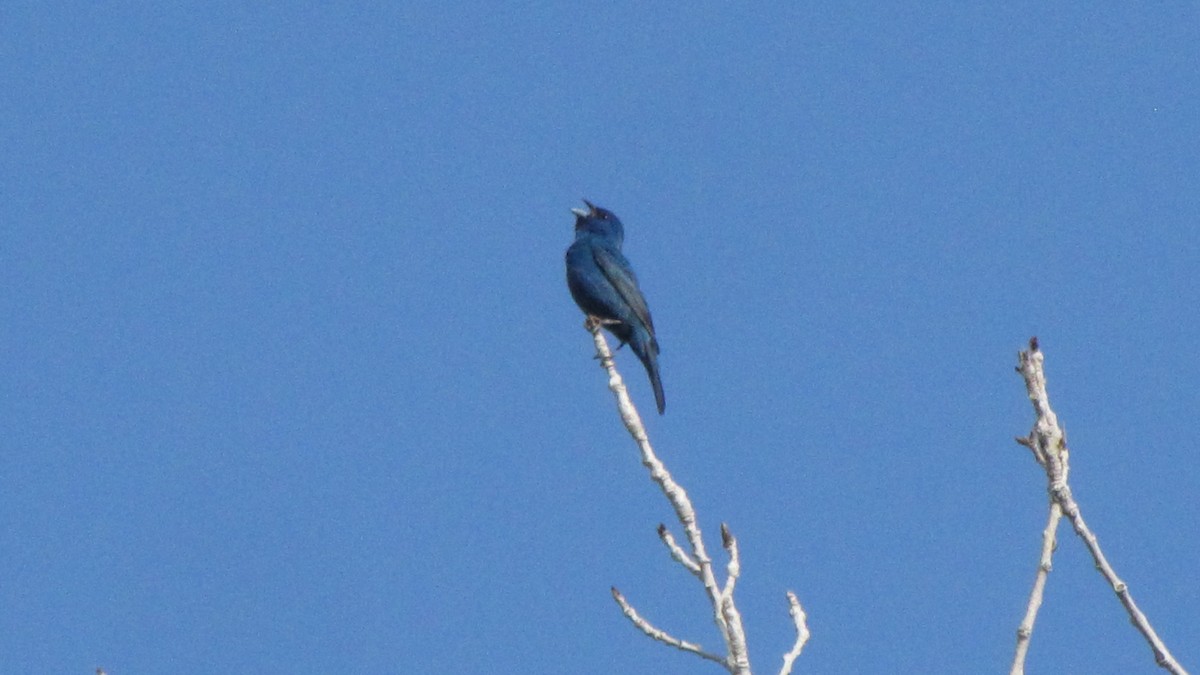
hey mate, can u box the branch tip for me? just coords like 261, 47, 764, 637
780, 591, 811, 675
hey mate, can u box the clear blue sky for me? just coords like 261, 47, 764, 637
3, 3, 1198, 673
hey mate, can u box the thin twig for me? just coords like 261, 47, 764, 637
659, 523, 702, 576
1010, 499, 1063, 675
721, 524, 741, 598
718, 524, 750, 673
611, 587, 729, 667
1013, 338, 1189, 675
779, 591, 811, 675
1054, 474, 1187, 673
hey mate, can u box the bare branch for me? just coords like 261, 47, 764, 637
718, 524, 749, 673
1010, 499, 1063, 675
1013, 338, 1189, 675
611, 587, 728, 667
779, 591, 811, 675
659, 523, 702, 576
1053, 477, 1188, 674
721, 523, 740, 597
587, 324, 750, 673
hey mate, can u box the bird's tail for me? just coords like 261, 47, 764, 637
631, 331, 666, 415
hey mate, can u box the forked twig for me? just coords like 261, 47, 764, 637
583, 321, 808, 674
585, 321, 746, 672
1012, 338, 1188, 675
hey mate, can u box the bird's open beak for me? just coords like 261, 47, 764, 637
570, 199, 596, 218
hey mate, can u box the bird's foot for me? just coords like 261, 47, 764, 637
584, 315, 623, 331
584, 316, 627, 359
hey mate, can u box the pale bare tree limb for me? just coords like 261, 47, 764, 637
718, 523, 749, 674
586, 320, 749, 673
721, 523, 741, 598
1010, 495, 1063, 675
612, 586, 728, 667
1013, 338, 1189, 675
658, 523, 702, 576
779, 591, 811, 675
584, 319, 809, 673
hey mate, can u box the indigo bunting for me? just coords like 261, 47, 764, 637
565, 200, 665, 414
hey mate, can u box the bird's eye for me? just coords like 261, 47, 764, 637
597, 210, 609, 220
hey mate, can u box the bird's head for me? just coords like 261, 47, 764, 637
571, 199, 625, 244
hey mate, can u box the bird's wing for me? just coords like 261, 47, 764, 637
592, 245, 655, 335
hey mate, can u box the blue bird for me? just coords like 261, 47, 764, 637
565, 200, 665, 414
